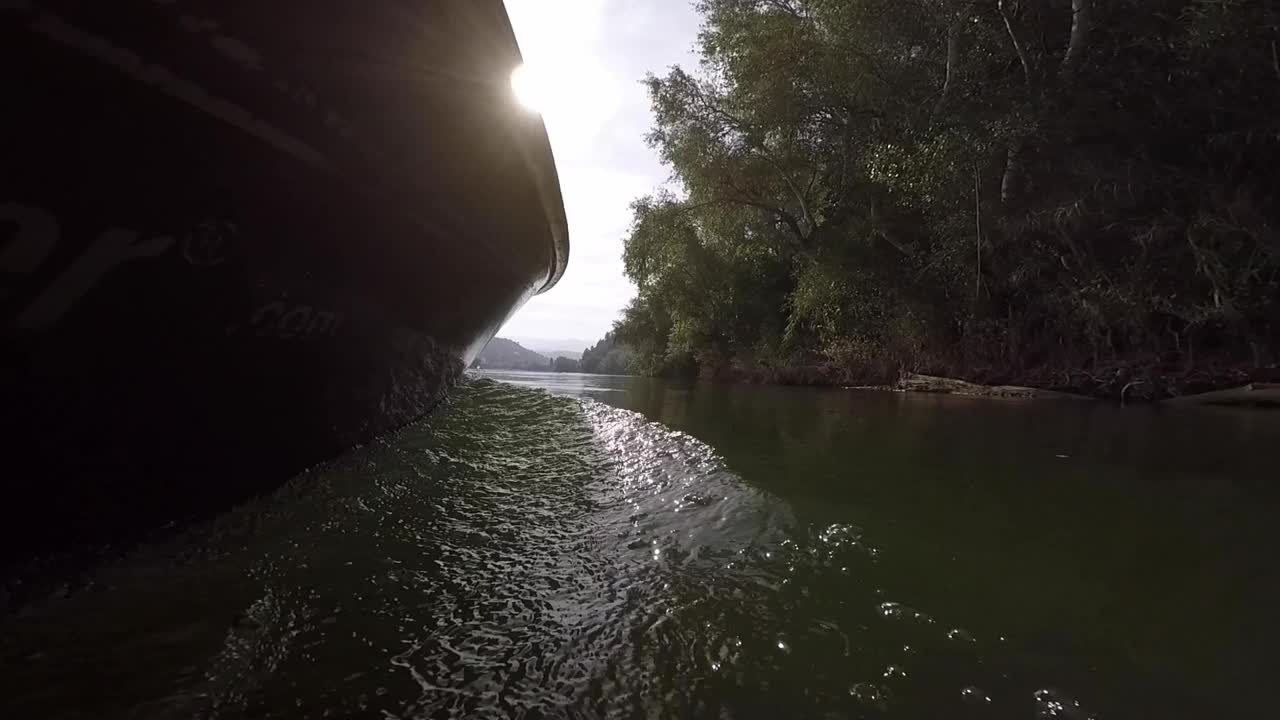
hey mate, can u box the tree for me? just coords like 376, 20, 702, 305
551, 356, 581, 373
614, 0, 1280, 395
579, 332, 638, 375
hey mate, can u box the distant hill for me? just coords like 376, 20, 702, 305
511, 338, 590, 359
537, 349, 584, 361
474, 337, 549, 370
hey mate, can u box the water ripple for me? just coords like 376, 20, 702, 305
0, 379, 1098, 719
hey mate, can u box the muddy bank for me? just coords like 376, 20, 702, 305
693, 359, 1280, 405
878, 373, 1278, 407
1163, 383, 1280, 408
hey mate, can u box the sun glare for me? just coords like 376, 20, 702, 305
510, 64, 544, 112
504, 1, 621, 148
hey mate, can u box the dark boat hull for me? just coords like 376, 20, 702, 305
1, 1, 568, 565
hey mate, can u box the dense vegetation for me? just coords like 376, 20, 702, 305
552, 356, 584, 372
578, 332, 636, 374
612, 0, 1278, 398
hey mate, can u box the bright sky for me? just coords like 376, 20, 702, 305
500, 0, 700, 348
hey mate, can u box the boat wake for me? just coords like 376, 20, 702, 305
1, 379, 1096, 719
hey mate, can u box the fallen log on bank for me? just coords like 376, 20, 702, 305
889, 373, 1092, 400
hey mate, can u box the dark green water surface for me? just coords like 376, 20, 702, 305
3, 372, 1277, 719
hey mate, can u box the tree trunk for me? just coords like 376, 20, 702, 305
974, 167, 983, 299
999, 0, 1034, 89
998, 0, 1033, 208
934, 4, 973, 115
1060, 0, 1092, 81
1001, 142, 1025, 205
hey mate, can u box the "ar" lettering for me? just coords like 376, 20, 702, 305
2, 202, 174, 329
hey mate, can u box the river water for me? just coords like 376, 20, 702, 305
3, 371, 1277, 719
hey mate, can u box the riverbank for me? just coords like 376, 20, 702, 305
666, 357, 1280, 405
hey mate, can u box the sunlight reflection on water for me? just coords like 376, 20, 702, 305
0, 377, 1172, 719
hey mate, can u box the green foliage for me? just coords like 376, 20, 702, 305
551, 356, 582, 373
615, 0, 1280, 385
579, 332, 637, 375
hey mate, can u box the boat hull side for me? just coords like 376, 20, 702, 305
1, 1, 563, 566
